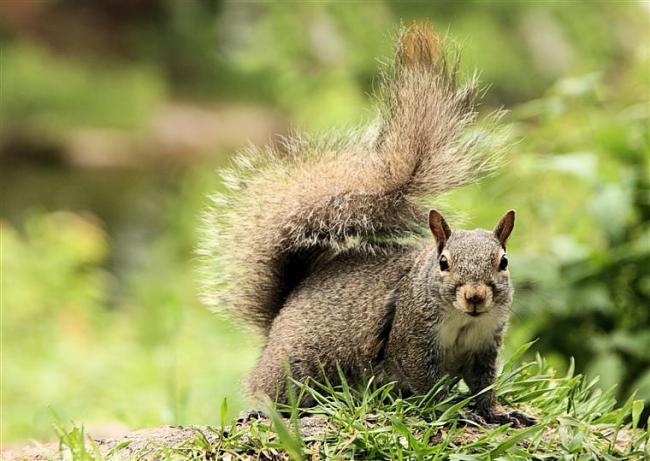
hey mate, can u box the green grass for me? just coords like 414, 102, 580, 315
52, 344, 649, 460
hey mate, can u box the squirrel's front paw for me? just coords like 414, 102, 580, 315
480, 409, 537, 428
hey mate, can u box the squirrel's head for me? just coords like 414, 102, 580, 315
428, 209, 515, 318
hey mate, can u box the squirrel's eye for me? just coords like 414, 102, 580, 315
499, 254, 508, 271
439, 255, 449, 271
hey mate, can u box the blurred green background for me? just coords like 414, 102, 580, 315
1, 0, 648, 445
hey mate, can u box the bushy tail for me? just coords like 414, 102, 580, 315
199, 23, 505, 333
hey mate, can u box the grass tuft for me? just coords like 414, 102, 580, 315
50, 346, 649, 460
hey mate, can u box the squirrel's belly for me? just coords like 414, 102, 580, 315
435, 311, 501, 363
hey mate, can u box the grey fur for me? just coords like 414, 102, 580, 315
199, 23, 533, 426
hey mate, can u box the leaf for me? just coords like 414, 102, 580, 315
220, 397, 229, 428
632, 400, 644, 429
488, 424, 544, 457
267, 405, 304, 461
435, 394, 476, 425
501, 341, 538, 375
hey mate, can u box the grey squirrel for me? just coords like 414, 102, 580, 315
201, 23, 535, 427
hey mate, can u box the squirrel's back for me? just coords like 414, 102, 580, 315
199, 23, 505, 334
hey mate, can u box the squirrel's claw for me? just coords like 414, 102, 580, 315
507, 409, 537, 427
476, 409, 537, 428
236, 409, 267, 425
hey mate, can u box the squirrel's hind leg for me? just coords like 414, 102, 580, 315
246, 354, 291, 405
246, 344, 321, 408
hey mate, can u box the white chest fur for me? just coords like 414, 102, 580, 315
435, 310, 501, 361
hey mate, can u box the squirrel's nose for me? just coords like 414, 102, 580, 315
465, 294, 485, 306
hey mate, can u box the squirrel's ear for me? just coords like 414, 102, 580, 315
493, 210, 516, 248
429, 209, 451, 253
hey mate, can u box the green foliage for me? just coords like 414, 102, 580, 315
518, 73, 648, 400
1, 203, 259, 442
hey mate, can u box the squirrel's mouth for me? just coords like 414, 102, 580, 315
451, 301, 488, 317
